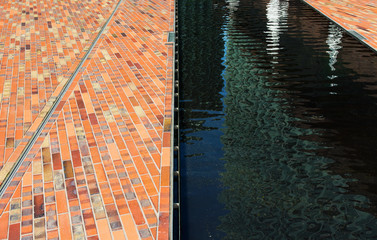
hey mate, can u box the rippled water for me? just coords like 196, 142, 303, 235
179, 0, 377, 239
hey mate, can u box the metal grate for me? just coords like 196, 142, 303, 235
168, 32, 175, 43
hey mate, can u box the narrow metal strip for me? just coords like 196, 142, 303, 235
348, 30, 367, 41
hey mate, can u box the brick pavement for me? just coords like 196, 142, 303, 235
0, 0, 119, 167
303, 0, 377, 51
0, 0, 174, 239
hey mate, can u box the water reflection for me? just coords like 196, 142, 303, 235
266, 0, 289, 56
226, 0, 239, 12
178, 0, 227, 238
218, 0, 377, 239
180, 0, 377, 238
326, 23, 343, 81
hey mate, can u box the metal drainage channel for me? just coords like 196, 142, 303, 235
172, 0, 181, 238
0, 0, 124, 197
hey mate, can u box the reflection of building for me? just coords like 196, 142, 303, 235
178, 0, 228, 239
218, 0, 377, 238
179, 0, 226, 131
326, 23, 342, 73
266, 0, 289, 56
245, 0, 377, 211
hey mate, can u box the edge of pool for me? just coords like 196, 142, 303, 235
301, 0, 377, 55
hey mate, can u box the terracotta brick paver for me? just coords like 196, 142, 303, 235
303, 0, 377, 51
0, 0, 174, 239
0, 0, 119, 167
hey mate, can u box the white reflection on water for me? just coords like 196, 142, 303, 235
226, 0, 239, 12
266, 0, 289, 57
326, 23, 343, 86
327, 23, 343, 72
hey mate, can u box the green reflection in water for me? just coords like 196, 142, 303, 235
218, 5, 377, 239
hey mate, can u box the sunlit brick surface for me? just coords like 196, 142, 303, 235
304, 0, 377, 51
0, 0, 174, 239
0, 0, 119, 167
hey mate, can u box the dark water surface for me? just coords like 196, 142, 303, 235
179, 0, 377, 239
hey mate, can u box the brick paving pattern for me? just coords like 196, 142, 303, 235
0, 0, 174, 239
304, 0, 377, 51
0, 0, 119, 167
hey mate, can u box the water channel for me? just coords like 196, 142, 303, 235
178, 0, 377, 239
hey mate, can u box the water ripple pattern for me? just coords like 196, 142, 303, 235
219, 0, 377, 239
180, 0, 377, 239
